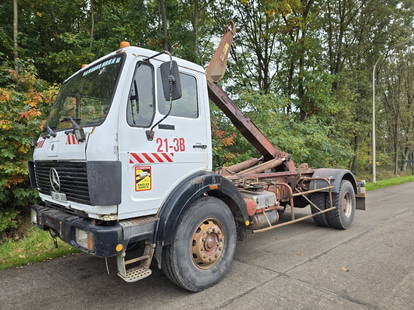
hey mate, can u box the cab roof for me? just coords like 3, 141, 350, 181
65, 46, 205, 83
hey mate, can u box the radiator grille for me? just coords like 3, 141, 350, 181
34, 161, 90, 205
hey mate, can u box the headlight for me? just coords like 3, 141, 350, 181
31, 209, 37, 225
75, 228, 94, 250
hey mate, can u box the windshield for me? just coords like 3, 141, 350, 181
47, 55, 125, 131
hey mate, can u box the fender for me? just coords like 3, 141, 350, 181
309, 168, 357, 194
154, 170, 248, 246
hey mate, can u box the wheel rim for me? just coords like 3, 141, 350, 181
191, 218, 225, 269
342, 192, 352, 218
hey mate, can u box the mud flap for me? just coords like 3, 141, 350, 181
356, 193, 366, 210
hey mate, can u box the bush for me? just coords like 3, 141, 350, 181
211, 90, 354, 169
0, 60, 58, 238
0, 209, 18, 235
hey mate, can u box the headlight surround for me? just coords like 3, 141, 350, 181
75, 228, 94, 250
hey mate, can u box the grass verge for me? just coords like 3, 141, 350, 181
0, 226, 79, 271
366, 175, 414, 191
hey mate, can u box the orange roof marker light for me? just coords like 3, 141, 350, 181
81, 64, 88, 68
119, 41, 130, 48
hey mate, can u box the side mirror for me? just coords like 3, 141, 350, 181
160, 61, 182, 101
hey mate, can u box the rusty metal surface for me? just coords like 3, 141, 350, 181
205, 23, 357, 232
208, 81, 295, 167
237, 158, 285, 175
191, 219, 224, 269
252, 206, 336, 233
219, 157, 261, 176
291, 186, 334, 196
226, 169, 314, 181
274, 182, 295, 220
205, 22, 236, 83
249, 210, 279, 230
243, 198, 257, 216
230, 175, 339, 233
206, 22, 295, 169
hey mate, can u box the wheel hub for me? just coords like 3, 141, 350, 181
342, 192, 352, 217
191, 219, 224, 269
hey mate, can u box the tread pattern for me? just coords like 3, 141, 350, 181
325, 180, 355, 229
309, 193, 329, 227
162, 245, 185, 289
161, 196, 236, 292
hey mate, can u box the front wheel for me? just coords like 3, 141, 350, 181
161, 196, 236, 292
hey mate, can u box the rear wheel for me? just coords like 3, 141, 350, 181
310, 180, 356, 229
161, 196, 236, 292
309, 193, 329, 227
326, 180, 356, 229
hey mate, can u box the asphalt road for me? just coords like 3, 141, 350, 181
1, 182, 414, 310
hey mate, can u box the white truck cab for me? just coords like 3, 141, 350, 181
30, 44, 244, 291
32, 46, 212, 221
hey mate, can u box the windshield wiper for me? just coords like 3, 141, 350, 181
62, 117, 86, 142
62, 116, 81, 128
41, 126, 57, 139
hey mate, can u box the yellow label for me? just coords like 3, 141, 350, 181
135, 166, 152, 191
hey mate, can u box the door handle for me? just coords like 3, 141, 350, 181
193, 144, 207, 149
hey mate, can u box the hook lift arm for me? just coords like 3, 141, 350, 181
205, 22, 295, 170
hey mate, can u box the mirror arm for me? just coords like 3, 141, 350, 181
144, 51, 173, 63
146, 95, 173, 141
146, 53, 175, 141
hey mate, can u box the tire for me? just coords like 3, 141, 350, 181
161, 196, 236, 292
325, 180, 356, 229
309, 193, 329, 227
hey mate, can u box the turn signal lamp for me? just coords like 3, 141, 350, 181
119, 41, 130, 48
115, 243, 124, 252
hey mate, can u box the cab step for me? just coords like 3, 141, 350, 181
117, 266, 152, 283
116, 241, 155, 283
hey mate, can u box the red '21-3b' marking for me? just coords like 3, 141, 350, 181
156, 138, 185, 152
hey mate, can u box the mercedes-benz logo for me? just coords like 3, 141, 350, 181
49, 168, 60, 192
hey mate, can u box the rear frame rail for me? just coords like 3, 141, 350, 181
251, 177, 336, 233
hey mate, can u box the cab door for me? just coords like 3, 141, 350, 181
118, 59, 210, 219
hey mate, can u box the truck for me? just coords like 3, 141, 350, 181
29, 23, 366, 292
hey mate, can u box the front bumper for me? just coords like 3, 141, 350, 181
32, 204, 123, 257
31, 204, 158, 257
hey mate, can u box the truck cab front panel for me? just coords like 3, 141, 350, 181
31, 47, 212, 221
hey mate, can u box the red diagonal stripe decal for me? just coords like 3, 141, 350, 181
71, 135, 76, 144
67, 135, 71, 144
129, 159, 134, 164
161, 153, 173, 162
152, 153, 164, 163
131, 153, 144, 163
142, 153, 155, 163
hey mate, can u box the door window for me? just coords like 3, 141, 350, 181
157, 70, 198, 118
127, 63, 155, 127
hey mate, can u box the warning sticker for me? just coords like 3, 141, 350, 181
135, 166, 152, 192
